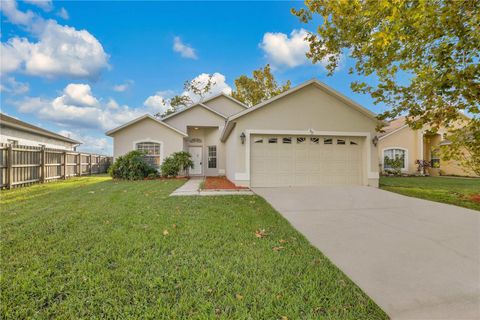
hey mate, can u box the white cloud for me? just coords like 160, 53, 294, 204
260, 28, 341, 70
0, 1, 109, 79
183, 72, 232, 102
58, 130, 110, 154
173, 36, 198, 59
0, 0, 37, 26
0, 77, 29, 94
113, 80, 133, 92
56, 7, 69, 20
13, 83, 144, 131
143, 93, 170, 114
260, 29, 311, 68
23, 0, 53, 12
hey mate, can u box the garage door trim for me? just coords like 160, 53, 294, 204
234, 129, 377, 184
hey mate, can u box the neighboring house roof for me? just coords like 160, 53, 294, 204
105, 114, 188, 136
161, 103, 227, 121
221, 79, 379, 141
0, 113, 82, 145
378, 117, 409, 140
202, 92, 249, 109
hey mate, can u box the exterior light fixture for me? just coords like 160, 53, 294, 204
372, 135, 379, 146
240, 132, 246, 144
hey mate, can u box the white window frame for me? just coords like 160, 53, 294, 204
382, 147, 408, 171
207, 145, 217, 169
133, 139, 163, 169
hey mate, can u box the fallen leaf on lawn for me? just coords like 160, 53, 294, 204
207, 288, 213, 293
278, 239, 287, 244
88, 191, 95, 194
172, 224, 177, 228
281, 317, 288, 320
215, 308, 221, 315
163, 229, 169, 236
123, 190, 127, 193
235, 293, 244, 300
255, 229, 267, 238
272, 246, 284, 252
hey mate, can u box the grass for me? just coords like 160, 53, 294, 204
380, 176, 480, 211
1, 176, 386, 319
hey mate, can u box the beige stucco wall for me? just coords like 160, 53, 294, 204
225, 84, 380, 187
164, 105, 226, 132
110, 117, 184, 161
377, 127, 420, 174
0, 126, 76, 150
203, 95, 245, 117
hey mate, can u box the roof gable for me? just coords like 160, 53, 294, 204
161, 103, 227, 121
105, 114, 187, 136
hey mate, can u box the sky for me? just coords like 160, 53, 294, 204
1, 1, 387, 155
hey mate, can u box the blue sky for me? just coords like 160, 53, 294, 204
1, 1, 386, 154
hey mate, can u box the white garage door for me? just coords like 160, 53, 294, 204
251, 135, 364, 187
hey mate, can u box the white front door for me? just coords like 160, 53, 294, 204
189, 146, 203, 175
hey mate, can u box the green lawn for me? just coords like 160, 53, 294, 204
1, 176, 386, 319
380, 176, 480, 211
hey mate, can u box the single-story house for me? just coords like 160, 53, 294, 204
377, 116, 477, 177
0, 113, 81, 150
106, 79, 381, 187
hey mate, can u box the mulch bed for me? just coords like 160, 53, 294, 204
204, 176, 248, 190
470, 194, 480, 203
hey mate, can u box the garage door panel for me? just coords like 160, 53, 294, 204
251, 134, 364, 187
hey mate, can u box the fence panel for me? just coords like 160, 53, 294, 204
0, 143, 112, 190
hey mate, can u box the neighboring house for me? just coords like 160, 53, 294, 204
378, 116, 477, 177
106, 79, 381, 187
0, 113, 81, 150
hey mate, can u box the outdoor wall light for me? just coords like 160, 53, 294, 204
372, 135, 379, 146
240, 132, 246, 144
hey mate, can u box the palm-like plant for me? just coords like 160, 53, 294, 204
173, 151, 194, 177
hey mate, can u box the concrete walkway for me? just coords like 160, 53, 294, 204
253, 186, 480, 320
170, 177, 254, 196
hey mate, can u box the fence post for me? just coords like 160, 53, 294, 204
41, 146, 46, 183
88, 154, 92, 175
63, 151, 67, 180
7, 144, 13, 189
77, 153, 81, 176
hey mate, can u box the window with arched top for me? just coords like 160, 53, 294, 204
136, 142, 161, 169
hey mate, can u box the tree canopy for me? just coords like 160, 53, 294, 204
292, 0, 479, 132
232, 64, 291, 107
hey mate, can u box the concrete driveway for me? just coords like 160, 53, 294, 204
253, 186, 480, 320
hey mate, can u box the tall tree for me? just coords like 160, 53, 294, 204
155, 75, 216, 118
232, 64, 291, 107
292, 0, 479, 147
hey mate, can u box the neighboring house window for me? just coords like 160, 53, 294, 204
383, 148, 407, 170
208, 146, 217, 168
136, 142, 161, 169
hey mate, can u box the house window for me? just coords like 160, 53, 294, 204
296, 137, 306, 144
268, 137, 278, 144
282, 137, 292, 144
383, 148, 407, 170
324, 138, 332, 144
208, 146, 217, 168
136, 142, 161, 169
254, 138, 263, 144
310, 137, 320, 144
337, 139, 346, 145
431, 149, 440, 168
350, 141, 358, 145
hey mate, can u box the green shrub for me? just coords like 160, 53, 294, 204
160, 156, 179, 177
108, 150, 157, 180
160, 151, 194, 177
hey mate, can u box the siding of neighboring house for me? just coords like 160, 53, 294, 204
224, 84, 379, 187
0, 125, 77, 150
110, 117, 184, 161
